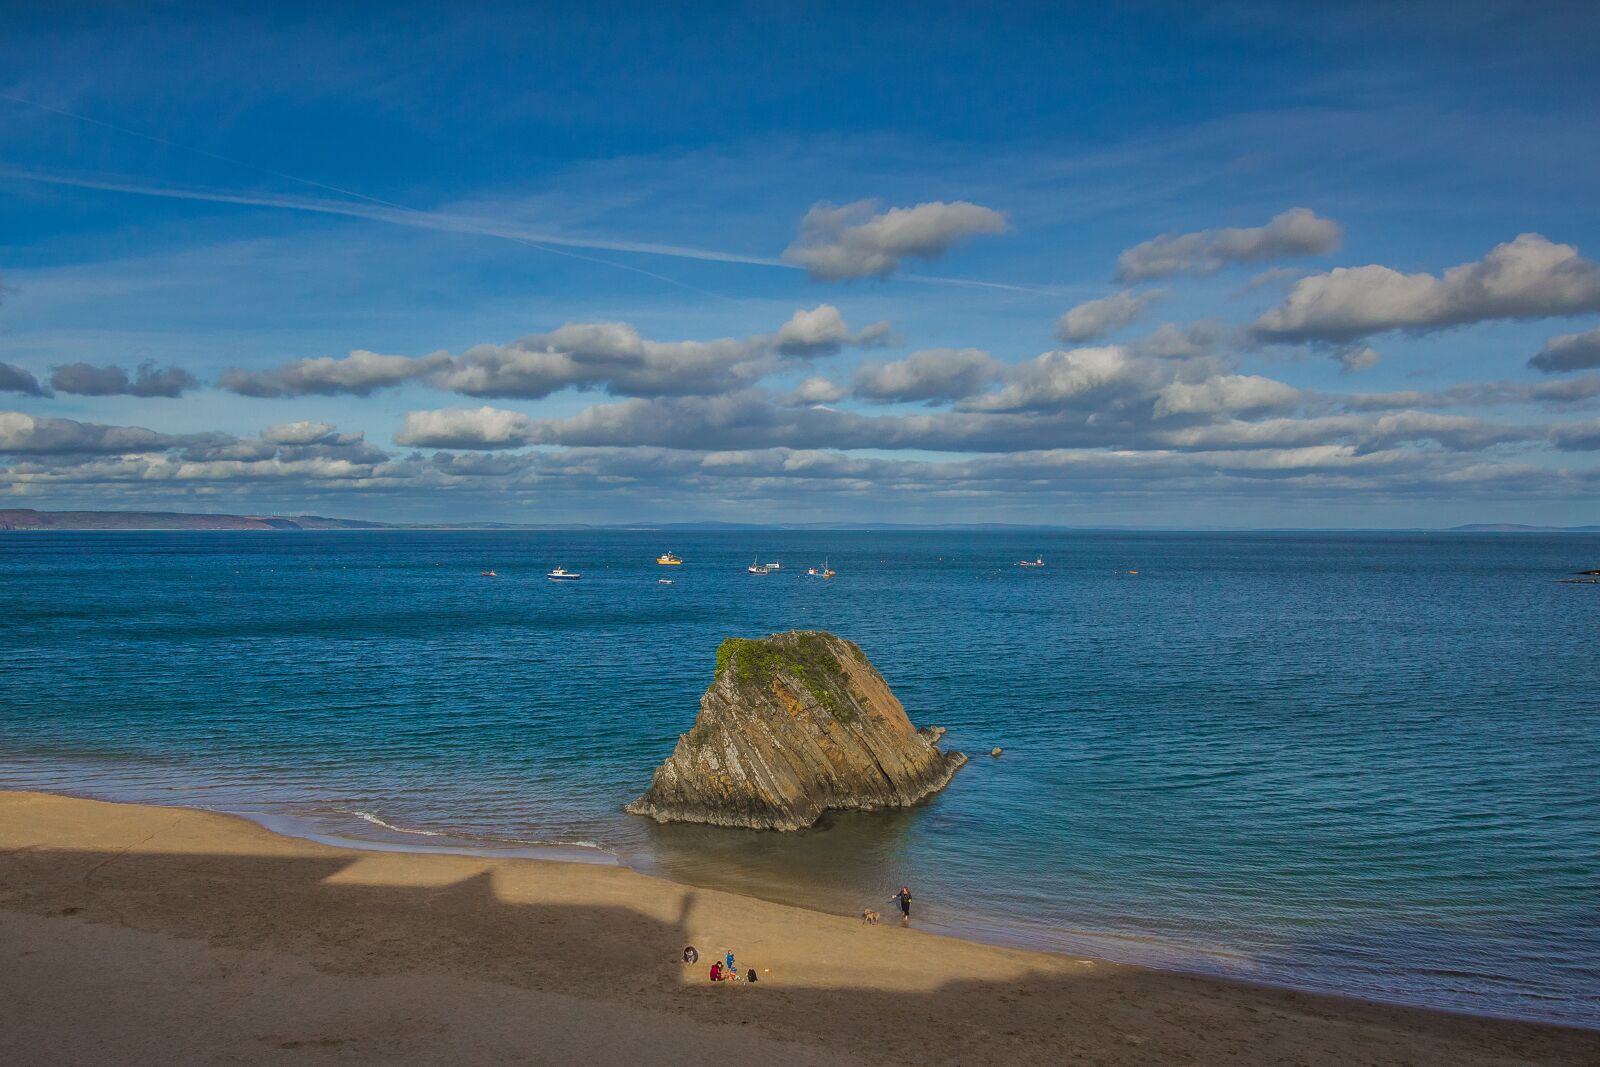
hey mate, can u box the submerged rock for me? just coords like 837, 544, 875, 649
625, 631, 967, 831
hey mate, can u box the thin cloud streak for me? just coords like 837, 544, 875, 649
0, 166, 1060, 298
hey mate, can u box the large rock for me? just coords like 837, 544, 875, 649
625, 631, 966, 831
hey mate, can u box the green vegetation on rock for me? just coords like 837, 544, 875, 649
715, 634, 855, 723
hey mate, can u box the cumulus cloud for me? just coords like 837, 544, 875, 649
787, 377, 847, 405
853, 348, 1004, 404
1252, 234, 1600, 343
1126, 321, 1226, 360
0, 363, 48, 397
395, 406, 538, 449
1116, 208, 1342, 282
260, 421, 339, 446
1055, 290, 1163, 343
1549, 418, 1600, 451
50, 361, 199, 398
782, 199, 1008, 281
0, 412, 185, 454
1528, 327, 1600, 374
1153, 375, 1303, 418
219, 307, 891, 401
1333, 345, 1383, 374
960, 345, 1209, 416
220, 349, 437, 397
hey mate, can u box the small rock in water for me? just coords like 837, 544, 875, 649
990, 747, 1003, 758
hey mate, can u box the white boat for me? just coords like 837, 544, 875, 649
806, 566, 818, 576
747, 557, 771, 575
821, 558, 835, 579
764, 561, 781, 570
546, 567, 581, 581
657, 578, 673, 584
1017, 557, 1045, 568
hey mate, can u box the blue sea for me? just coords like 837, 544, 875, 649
2, 530, 1597, 1027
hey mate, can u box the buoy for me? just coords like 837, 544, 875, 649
990, 747, 1003, 758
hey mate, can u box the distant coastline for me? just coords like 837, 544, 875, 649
2, 507, 1597, 533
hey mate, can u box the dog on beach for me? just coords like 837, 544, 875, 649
861, 908, 880, 925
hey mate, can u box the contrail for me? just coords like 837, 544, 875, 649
0, 93, 1059, 296
0, 166, 789, 268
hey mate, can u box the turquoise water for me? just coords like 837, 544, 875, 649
2, 530, 1597, 1026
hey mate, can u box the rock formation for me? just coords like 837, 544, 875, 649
626, 631, 966, 831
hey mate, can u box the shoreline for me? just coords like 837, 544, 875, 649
2, 789, 1595, 1066
8, 779, 1597, 1033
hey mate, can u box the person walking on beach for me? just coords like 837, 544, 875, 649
889, 885, 912, 922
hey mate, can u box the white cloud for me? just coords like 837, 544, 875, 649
0, 412, 184, 454
961, 346, 1187, 415
261, 421, 339, 445
773, 304, 894, 355
220, 349, 437, 397
1055, 290, 1163, 343
50, 361, 199, 398
1333, 345, 1383, 374
787, 377, 847, 405
1252, 234, 1600, 343
1550, 418, 1600, 451
220, 307, 892, 401
781, 199, 1008, 281
1126, 321, 1226, 359
1154, 375, 1303, 418
1529, 327, 1600, 373
395, 406, 537, 449
1116, 208, 1342, 282
853, 348, 1004, 404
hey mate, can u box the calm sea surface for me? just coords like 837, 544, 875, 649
2, 530, 1596, 1026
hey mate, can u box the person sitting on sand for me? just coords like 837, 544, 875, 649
746, 965, 758, 984
889, 885, 912, 921
709, 960, 723, 982
682, 945, 699, 964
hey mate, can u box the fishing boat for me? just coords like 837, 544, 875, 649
656, 552, 682, 565
480, 570, 498, 577
1017, 557, 1045, 568
821, 558, 836, 579
764, 561, 782, 570
806, 565, 818, 576
747, 557, 772, 575
546, 567, 581, 581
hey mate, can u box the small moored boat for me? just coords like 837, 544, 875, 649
546, 567, 581, 581
747, 557, 772, 575
656, 552, 682, 565
1017, 557, 1044, 568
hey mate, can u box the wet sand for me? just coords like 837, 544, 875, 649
1, 790, 1594, 1066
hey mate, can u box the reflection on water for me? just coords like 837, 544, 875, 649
631, 806, 923, 918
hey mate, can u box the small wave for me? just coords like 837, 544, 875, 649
346, 809, 445, 837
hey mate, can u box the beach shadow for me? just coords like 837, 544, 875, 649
0, 838, 1595, 1067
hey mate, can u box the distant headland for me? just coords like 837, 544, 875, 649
1, 508, 1597, 533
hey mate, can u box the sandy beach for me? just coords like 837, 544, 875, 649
0, 790, 1593, 1066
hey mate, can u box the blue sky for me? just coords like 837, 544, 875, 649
3, 2, 1599, 525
